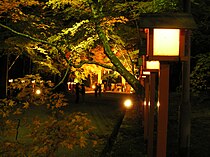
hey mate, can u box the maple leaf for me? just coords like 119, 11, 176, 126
8, 100, 16, 107
13, 108, 22, 115
47, 104, 51, 109
22, 102, 30, 109
92, 140, 97, 147
33, 118, 41, 126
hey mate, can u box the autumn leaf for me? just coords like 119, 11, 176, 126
2, 112, 8, 118
13, 108, 22, 115
33, 118, 41, 126
23, 102, 30, 109
59, 110, 64, 115
79, 126, 83, 131
8, 100, 15, 107
79, 136, 86, 148
92, 140, 97, 147
47, 104, 51, 109
66, 143, 73, 150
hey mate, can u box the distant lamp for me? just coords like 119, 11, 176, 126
9, 79, 13, 83
35, 89, 41, 95
141, 75, 147, 79
140, 13, 197, 61
92, 85, 96, 89
144, 100, 147, 106
157, 101, 160, 108
146, 61, 160, 70
143, 71, 150, 75
124, 99, 133, 109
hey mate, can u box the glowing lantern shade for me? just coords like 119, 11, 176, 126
143, 71, 150, 75
146, 61, 160, 70
140, 13, 196, 61
153, 29, 180, 56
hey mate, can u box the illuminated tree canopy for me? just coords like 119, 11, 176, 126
0, 0, 179, 96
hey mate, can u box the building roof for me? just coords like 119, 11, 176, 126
139, 13, 197, 29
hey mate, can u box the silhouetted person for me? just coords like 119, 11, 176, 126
94, 83, 98, 97
81, 83, 85, 103
75, 83, 80, 103
98, 84, 102, 96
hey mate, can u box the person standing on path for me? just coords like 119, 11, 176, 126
81, 83, 85, 103
75, 83, 80, 103
98, 84, 102, 96
94, 83, 98, 97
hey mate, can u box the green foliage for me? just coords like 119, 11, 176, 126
29, 112, 97, 156
46, 0, 88, 10
0, 0, 40, 21
191, 52, 210, 95
0, 0, 181, 95
0, 75, 97, 156
191, 0, 210, 56
152, 0, 179, 13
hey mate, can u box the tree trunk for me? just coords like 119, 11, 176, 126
0, 54, 8, 99
179, 0, 191, 157
90, 3, 144, 98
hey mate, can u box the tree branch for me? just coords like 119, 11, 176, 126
71, 60, 116, 70
0, 23, 73, 90
0, 23, 56, 47
8, 55, 20, 71
89, 2, 144, 97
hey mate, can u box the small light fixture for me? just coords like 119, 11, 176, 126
146, 61, 160, 70
35, 89, 41, 95
143, 71, 150, 75
9, 79, 13, 83
92, 85, 96, 89
124, 99, 133, 109
153, 29, 180, 56
157, 101, 160, 108
140, 13, 197, 61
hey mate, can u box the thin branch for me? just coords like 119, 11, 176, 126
15, 119, 20, 142
0, 23, 73, 91
8, 55, 20, 71
71, 60, 116, 71
52, 66, 70, 90
0, 23, 56, 47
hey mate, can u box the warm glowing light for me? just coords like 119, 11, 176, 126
146, 61, 160, 70
124, 99, 133, 109
148, 101, 150, 107
9, 79, 13, 83
153, 29, 180, 56
143, 71, 150, 75
35, 89, 41, 95
144, 101, 146, 106
92, 85, 96, 89
142, 75, 146, 79
31, 80, 35, 84
157, 101, 160, 108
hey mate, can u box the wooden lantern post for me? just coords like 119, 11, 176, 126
139, 13, 196, 157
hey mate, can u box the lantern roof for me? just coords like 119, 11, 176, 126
139, 13, 197, 29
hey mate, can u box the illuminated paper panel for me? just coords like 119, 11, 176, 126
146, 61, 160, 70
153, 29, 180, 56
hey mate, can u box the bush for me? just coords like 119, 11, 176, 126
0, 74, 97, 156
